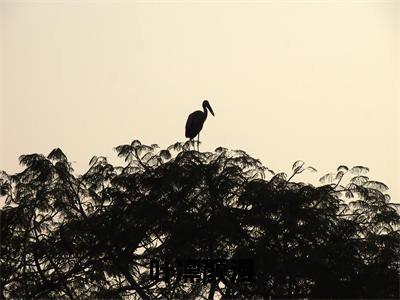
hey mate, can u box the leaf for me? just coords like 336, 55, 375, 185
182, 140, 195, 151
353, 185, 370, 199
234, 150, 247, 156
293, 166, 304, 174
350, 166, 369, 175
319, 173, 336, 184
142, 152, 155, 163
48, 148, 67, 162
115, 145, 133, 158
160, 150, 171, 160
292, 160, 304, 171
131, 140, 141, 147
125, 153, 134, 162
0, 171, 8, 180
89, 156, 98, 166
335, 171, 345, 181
215, 147, 227, 153
271, 172, 287, 181
337, 165, 348, 173
0, 184, 9, 196
136, 145, 154, 157
305, 166, 317, 173
350, 176, 369, 185
364, 181, 389, 192
265, 168, 275, 176
167, 142, 183, 152
19, 154, 42, 167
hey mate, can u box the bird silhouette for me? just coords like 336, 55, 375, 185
185, 100, 215, 151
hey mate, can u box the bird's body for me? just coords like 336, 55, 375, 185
185, 110, 207, 139
185, 100, 215, 150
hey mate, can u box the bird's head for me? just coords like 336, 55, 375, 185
202, 100, 215, 116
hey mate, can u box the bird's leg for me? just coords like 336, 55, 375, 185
197, 133, 200, 151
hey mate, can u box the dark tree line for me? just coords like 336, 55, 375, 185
1, 140, 399, 299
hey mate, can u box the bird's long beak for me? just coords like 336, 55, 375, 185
207, 103, 215, 116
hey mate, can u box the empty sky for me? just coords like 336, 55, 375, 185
1, 0, 399, 200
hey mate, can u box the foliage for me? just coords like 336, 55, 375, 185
1, 140, 399, 299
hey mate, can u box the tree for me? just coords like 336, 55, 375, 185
1, 140, 399, 299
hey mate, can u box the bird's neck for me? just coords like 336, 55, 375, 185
203, 106, 208, 119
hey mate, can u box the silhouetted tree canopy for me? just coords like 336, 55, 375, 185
1, 140, 399, 299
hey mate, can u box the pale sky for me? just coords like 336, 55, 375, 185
1, 0, 399, 201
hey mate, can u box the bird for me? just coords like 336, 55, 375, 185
185, 100, 215, 151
